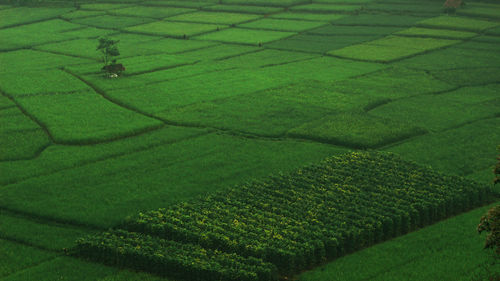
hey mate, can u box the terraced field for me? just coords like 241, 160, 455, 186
0, 0, 499, 280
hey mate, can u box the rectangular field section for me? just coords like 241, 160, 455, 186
194, 28, 295, 45
125, 20, 225, 37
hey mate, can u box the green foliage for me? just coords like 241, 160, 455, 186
76, 230, 278, 281
113, 151, 497, 277
97, 37, 120, 67
478, 205, 500, 255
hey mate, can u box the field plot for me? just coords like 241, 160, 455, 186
394, 27, 477, 39
0, 69, 92, 97
0, 50, 92, 73
329, 36, 459, 63
307, 25, 403, 36
0, 239, 56, 278
132, 38, 217, 54
78, 152, 497, 280
125, 20, 225, 38
0, 6, 73, 28
60, 10, 105, 20
0, 19, 82, 51
290, 3, 362, 13
79, 3, 132, 10
167, 11, 261, 24
417, 15, 499, 32
218, 49, 317, 68
457, 2, 500, 19
58, 27, 115, 39
288, 112, 427, 148
142, 0, 215, 8
71, 15, 155, 29
331, 13, 427, 26
266, 33, 379, 53
14, 90, 163, 144
194, 28, 295, 45
364, 2, 443, 14
271, 11, 345, 21
330, 67, 454, 99
202, 4, 284, 14
108, 6, 195, 19
0, 108, 50, 161
369, 85, 500, 132
238, 18, 327, 32
220, 0, 307, 7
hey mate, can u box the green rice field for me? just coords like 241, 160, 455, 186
0, 0, 499, 280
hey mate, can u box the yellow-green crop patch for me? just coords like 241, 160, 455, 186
238, 18, 327, 32
108, 6, 195, 19
60, 10, 105, 20
395, 27, 477, 39
71, 15, 155, 29
194, 28, 295, 45
0, 7, 74, 28
0, 69, 92, 98
125, 20, 225, 38
417, 16, 499, 32
0, 50, 92, 74
271, 11, 346, 21
329, 36, 459, 62
15, 90, 163, 144
288, 111, 427, 148
202, 4, 284, 14
167, 11, 261, 24
291, 3, 362, 13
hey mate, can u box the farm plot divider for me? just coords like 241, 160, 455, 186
75, 151, 498, 280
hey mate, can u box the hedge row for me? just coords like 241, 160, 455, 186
125, 152, 497, 274
75, 229, 278, 281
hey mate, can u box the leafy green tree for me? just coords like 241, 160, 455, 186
96, 37, 120, 67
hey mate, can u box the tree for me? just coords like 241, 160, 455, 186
443, 0, 465, 14
96, 37, 120, 68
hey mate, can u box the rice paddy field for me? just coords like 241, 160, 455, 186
0, 0, 499, 280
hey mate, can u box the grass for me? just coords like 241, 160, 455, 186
60, 10, 105, 20
417, 15, 499, 32
430, 67, 500, 87
457, 3, 500, 19
202, 4, 284, 14
298, 201, 500, 281
369, 85, 500, 132
364, 2, 442, 14
58, 27, 115, 39
167, 10, 261, 24
288, 111, 427, 148
142, 0, 215, 8
0, 19, 81, 51
330, 67, 454, 99
131, 38, 218, 54
125, 20, 225, 37
329, 36, 459, 62
331, 13, 428, 26
270, 11, 346, 21
0, 129, 50, 161
0, 126, 210, 186
0, 133, 347, 228
108, 6, 195, 19
0, 239, 56, 278
307, 25, 403, 35
194, 28, 296, 45
218, 49, 318, 68
0, 50, 92, 74
0, 7, 74, 28
15, 90, 163, 144
386, 117, 500, 177
395, 27, 477, 39
0, 69, 92, 97
220, 0, 307, 7
79, 3, 132, 10
238, 18, 327, 32
290, 3, 362, 13
266, 33, 379, 53
71, 15, 155, 29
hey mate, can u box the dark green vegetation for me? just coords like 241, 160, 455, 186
0, 0, 499, 280
76, 152, 498, 280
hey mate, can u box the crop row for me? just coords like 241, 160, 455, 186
121, 152, 497, 275
76, 230, 278, 281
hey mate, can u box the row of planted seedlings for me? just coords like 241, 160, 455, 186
75, 152, 498, 280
